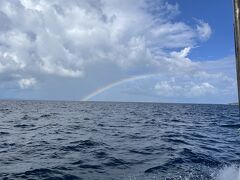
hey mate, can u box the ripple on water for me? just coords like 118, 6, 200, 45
0, 101, 239, 180
14, 168, 81, 180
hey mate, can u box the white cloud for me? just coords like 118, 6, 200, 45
196, 19, 212, 41
154, 81, 216, 97
155, 81, 182, 97
0, 0, 232, 103
18, 78, 36, 89
189, 82, 216, 96
170, 47, 191, 59
87, 54, 236, 103
0, 0, 210, 79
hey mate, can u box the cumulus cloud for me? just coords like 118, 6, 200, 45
18, 78, 36, 89
88, 54, 236, 103
90, 59, 236, 103
155, 81, 216, 97
0, 1, 209, 78
0, 0, 233, 103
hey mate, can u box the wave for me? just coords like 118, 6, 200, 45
171, 165, 240, 180
220, 124, 240, 129
1, 101, 239, 180
215, 165, 240, 180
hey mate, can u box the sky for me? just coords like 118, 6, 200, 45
0, 0, 237, 104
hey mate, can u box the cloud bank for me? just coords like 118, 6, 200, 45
0, 0, 237, 103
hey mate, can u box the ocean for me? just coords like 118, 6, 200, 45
0, 100, 240, 180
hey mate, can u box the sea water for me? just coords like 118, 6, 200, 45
0, 100, 240, 180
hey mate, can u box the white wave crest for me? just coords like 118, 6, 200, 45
215, 165, 240, 180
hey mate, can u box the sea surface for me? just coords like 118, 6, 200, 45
0, 100, 240, 180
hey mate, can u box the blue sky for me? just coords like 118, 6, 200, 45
0, 0, 237, 103
175, 0, 234, 61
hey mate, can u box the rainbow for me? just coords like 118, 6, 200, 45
81, 73, 159, 101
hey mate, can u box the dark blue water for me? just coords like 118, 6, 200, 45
0, 101, 240, 180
